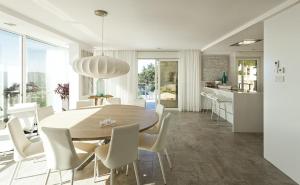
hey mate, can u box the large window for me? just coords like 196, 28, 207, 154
0, 30, 22, 120
238, 60, 257, 92
0, 29, 69, 121
26, 38, 68, 109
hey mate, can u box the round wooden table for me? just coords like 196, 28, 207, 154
40, 104, 158, 141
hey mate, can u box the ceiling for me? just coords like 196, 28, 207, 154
0, 0, 287, 50
204, 22, 264, 54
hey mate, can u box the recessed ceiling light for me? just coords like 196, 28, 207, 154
3, 22, 16, 27
230, 39, 262, 46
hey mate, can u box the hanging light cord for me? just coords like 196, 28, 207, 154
101, 16, 104, 56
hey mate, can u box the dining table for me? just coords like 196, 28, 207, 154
40, 104, 159, 169
40, 104, 158, 140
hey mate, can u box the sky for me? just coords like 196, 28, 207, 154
138, 59, 155, 73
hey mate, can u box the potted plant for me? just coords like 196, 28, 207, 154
54, 83, 69, 111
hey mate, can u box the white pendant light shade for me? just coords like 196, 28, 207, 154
72, 55, 130, 79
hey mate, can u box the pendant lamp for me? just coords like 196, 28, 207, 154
72, 10, 130, 79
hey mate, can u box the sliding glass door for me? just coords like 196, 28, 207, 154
137, 59, 178, 109
26, 38, 69, 109
137, 59, 156, 109
0, 30, 22, 121
0, 29, 69, 119
159, 60, 178, 108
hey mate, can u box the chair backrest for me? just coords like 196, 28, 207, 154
76, 100, 93, 109
37, 106, 54, 122
133, 99, 146, 108
7, 118, 32, 161
105, 98, 121, 105
40, 127, 79, 170
151, 113, 171, 152
155, 104, 164, 129
105, 124, 139, 169
7, 103, 38, 132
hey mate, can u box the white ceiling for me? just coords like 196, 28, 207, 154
204, 22, 264, 54
0, 0, 287, 50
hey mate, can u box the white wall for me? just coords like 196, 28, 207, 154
264, 3, 300, 184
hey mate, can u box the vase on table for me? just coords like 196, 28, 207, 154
62, 98, 69, 111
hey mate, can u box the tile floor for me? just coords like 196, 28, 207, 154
0, 111, 298, 185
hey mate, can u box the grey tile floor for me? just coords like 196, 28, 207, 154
0, 111, 298, 185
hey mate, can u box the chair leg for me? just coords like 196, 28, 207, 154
9, 161, 20, 185
210, 101, 214, 120
44, 169, 51, 185
94, 156, 98, 182
218, 103, 221, 121
110, 169, 114, 185
126, 164, 129, 176
70, 169, 75, 185
164, 149, 172, 169
157, 152, 167, 185
59, 170, 62, 185
133, 161, 140, 185
224, 103, 227, 121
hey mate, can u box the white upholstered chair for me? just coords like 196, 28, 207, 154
7, 103, 38, 133
105, 98, 121, 105
76, 100, 93, 109
94, 124, 140, 185
139, 113, 172, 185
7, 117, 44, 185
37, 106, 54, 122
144, 104, 164, 134
41, 127, 97, 185
130, 99, 146, 108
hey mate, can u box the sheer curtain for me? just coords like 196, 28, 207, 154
178, 50, 202, 112
93, 50, 137, 104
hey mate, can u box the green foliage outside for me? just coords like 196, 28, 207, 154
138, 63, 155, 92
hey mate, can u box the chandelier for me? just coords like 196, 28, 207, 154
72, 10, 130, 79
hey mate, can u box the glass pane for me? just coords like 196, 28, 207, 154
159, 61, 178, 108
137, 59, 156, 109
0, 30, 22, 121
238, 60, 257, 91
26, 39, 68, 110
238, 61, 244, 90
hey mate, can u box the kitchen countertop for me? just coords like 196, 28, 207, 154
204, 87, 260, 94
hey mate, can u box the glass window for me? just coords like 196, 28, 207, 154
159, 61, 178, 108
26, 38, 68, 109
0, 30, 22, 120
238, 60, 257, 92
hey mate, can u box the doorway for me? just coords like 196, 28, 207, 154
137, 59, 178, 109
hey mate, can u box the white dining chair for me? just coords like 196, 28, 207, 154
7, 103, 38, 134
76, 100, 93, 109
37, 106, 54, 122
41, 127, 97, 185
105, 98, 121, 105
130, 99, 146, 108
7, 117, 44, 185
139, 113, 172, 185
144, 104, 164, 134
94, 124, 140, 185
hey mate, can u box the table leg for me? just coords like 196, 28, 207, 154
77, 154, 95, 171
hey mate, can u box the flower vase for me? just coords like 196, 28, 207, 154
62, 98, 69, 111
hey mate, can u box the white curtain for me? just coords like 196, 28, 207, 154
93, 50, 137, 104
178, 50, 202, 112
